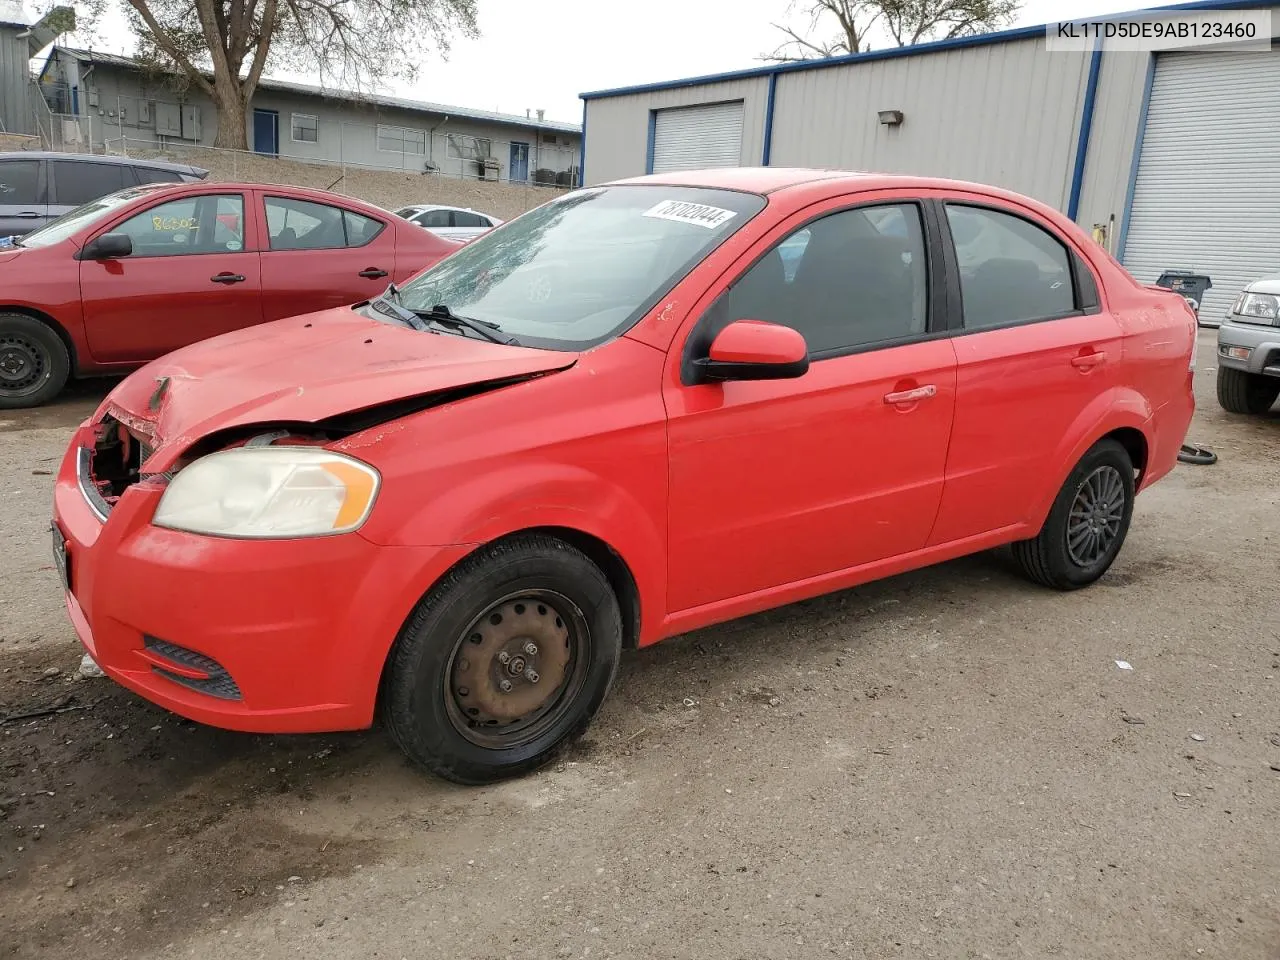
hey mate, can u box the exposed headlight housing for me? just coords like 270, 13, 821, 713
1237, 292, 1280, 323
153, 447, 380, 539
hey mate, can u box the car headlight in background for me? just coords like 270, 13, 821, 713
153, 447, 380, 538
1236, 292, 1280, 323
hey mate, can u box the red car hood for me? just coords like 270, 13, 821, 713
102, 306, 578, 471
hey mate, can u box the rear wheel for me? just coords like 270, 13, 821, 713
1217, 366, 1279, 415
0, 313, 70, 409
381, 535, 622, 785
1012, 439, 1135, 591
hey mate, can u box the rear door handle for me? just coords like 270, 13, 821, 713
211, 273, 246, 284
1071, 351, 1107, 370
883, 384, 937, 405
359, 268, 389, 279
15, 211, 39, 219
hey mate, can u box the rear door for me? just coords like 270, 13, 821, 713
927, 197, 1122, 545
48, 159, 131, 219
0, 158, 47, 236
79, 190, 262, 363
257, 193, 396, 321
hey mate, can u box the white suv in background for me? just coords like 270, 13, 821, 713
394, 204, 502, 241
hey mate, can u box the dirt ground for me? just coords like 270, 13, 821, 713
1, 331, 1277, 960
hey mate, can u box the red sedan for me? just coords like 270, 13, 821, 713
52, 168, 1196, 784
0, 182, 460, 407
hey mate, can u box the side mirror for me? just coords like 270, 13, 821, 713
80, 233, 133, 260
693, 319, 810, 383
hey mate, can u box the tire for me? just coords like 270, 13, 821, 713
1217, 366, 1280, 415
1012, 439, 1135, 591
0, 313, 70, 409
381, 534, 623, 785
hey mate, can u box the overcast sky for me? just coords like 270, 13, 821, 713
55, 0, 1150, 124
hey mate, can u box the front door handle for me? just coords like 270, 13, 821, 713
211, 273, 246, 284
1071, 350, 1107, 371
359, 268, 389, 279
884, 384, 937, 405
15, 211, 39, 219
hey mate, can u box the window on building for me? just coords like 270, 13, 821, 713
447, 134, 491, 161
945, 204, 1075, 329
713, 203, 929, 355
377, 124, 426, 155
50, 160, 129, 206
113, 194, 246, 257
291, 114, 319, 143
0, 159, 42, 205
265, 196, 384, 250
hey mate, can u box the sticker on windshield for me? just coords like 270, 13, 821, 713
642, 200, 737, 230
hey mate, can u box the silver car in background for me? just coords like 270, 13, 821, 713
393, 204, 502, 241
1216, 274, 1280, 415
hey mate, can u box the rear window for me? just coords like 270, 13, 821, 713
51, 160, 130, 206
134, 167, 184, 185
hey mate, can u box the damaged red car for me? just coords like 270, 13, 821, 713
52, 169, 1197, 784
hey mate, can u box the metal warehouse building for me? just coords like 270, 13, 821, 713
579, 0, 1280, 321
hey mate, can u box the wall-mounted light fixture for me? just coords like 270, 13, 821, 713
878, 109, 904, 126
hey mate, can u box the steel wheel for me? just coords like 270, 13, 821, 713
0, 331, 47, 397
444, 590, 590, 749
1066, 464, 1126, 567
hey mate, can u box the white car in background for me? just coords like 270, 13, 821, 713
393, 204, 503, 241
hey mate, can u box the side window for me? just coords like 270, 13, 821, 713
51, 160, 128, 206
716, 203, 929, 355
133, 167, 183, 185
415, 209, 453, 228
945, 205, 1075, 329
0, 160, 42, 205
265, 196, 383, 250
110, 194, 246, 257
452, 210, 485, 228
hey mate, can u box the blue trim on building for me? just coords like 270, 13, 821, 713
1117, 53, 1158, 263
1066, 38, 1104, 222
762, 72, 778, 165
644, 110, 657, 174
577, 0, 1274, 101
579, 99, 587, 186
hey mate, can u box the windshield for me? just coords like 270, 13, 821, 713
18, 185, 170, 248
395, 185, 767, 350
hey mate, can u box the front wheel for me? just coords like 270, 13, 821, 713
1012, 439, 1135, 591
1217, 366, 1280, 415
0, 313, 70, 409
381, 535, 623, 785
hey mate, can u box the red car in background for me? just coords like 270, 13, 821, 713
0, 182, 461, 407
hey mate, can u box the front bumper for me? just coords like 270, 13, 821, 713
52, 423, 472, 734
1217, 318, 1280, 378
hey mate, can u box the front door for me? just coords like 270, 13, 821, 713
79, 192, 263, 363
664, 198, 958, 613
252, 109, 279, 156
0, 158, 47, 236
927, 199, 1124, 545
509, 142, 529, 182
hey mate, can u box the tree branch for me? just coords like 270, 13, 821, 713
123, 0, 214, 95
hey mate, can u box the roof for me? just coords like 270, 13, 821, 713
0, 0, 30, 27
608, 166, 858, 193
579, 0, 1279, 100
53, 46, 582, 135
0, 150, 207, 174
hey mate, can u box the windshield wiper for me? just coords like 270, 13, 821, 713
418, 304, 519, 345
369, 286, 430, 332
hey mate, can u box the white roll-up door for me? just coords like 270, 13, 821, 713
651, 101, 745, 174
1122, 50, 1280, 321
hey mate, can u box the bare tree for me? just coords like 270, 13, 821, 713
80, 0, 479, 148
763, 0, 1019, 61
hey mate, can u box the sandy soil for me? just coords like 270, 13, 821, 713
1, 331, 1277, 960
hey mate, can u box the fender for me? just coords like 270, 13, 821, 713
1026, 385, 1153, 531
364, 460, 668, 642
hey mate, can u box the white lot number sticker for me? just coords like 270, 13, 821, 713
642, 200, 737, 230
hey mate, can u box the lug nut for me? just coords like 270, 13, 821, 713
499, 678, 513, 693
523, 642, 538, 656
497, 651, 510, 664
525, 669, 540, 684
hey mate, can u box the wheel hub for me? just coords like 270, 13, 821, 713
1066, 464, 1125, 567
0, 338, 40, 390
451, 598, 573, 726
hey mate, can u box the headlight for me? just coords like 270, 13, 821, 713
153, 447, 380, 539
1237, 292, 1280, 322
